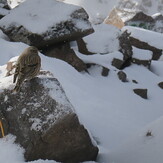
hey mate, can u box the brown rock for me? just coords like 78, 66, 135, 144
117, 71, 128, 82
42, 42, 87, 72
0, 77, 98, 162
0, 0, 94, 48
101, 66, 110, 77
130, 37, 162, 60
133, 88, 148, 99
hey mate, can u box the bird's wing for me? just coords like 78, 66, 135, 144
13, 64, 20, 83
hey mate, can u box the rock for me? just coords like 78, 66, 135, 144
0, 0, 94, 48
104, 8, 124, 29
119, 30, 133, 61
158, 82, 163, 89
42, 42, 87, 72
117, 71, 128, 82
76, 38, 95, 55
101, 66, 110, 77
125, 12, 154, 25
132, 47, 152, 68
133, 88, 148, 99
130, 36, 162, 60
132, 80, 138, 84
112, 58, 125, 69
114, 30, 133, 69
0, 77, 98, 162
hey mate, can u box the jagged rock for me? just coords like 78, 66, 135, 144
42, 42, 87, 72
104, 8, 124, 29
125, 12, 154, 25
130, 36, 162, 60
101, 66, 110, 77
113, 30, 132, 69
158, 82, 163, 89
0, 77, 98, 162
133, 88, 148, 99
132, 58, 151, 67
124, 11, 163, 33
112, 58, 125, 69
132, 80, 138, 84
117, 71, 128, 82
0, 0, 94, 48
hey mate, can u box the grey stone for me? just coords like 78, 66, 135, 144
0, 0, 94, 48
0, 77, 98, 162
117, 71, 128, 82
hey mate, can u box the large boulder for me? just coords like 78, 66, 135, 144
0, 0, 94, 48
0, 77, 98, 162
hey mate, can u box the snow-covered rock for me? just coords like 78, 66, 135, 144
0, 76, 98, 162
0, 0, 94, 48
83, 24, 120, 54
123, 26, 163, 60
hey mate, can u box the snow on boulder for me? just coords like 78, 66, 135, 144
83, 24, 120, 54
132, 47, 152, 68
122, 26, 163, 60
0, 74, 98, 162
0, 0, 94, 48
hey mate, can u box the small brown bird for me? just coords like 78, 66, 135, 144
13, 46, 41, 92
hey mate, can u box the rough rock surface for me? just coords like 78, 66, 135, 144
117, 71, 128, 82
133, 88, 148, 99
42, 42, 87, 72
0, 0, 94, 48
0, 77, 98, 162
112, 30, 132, 69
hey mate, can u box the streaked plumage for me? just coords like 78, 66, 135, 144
13, 46, 41, 92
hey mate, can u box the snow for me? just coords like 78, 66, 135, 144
0, 0, 88, 34
109, 116, 163, 163
132, 47, 152, 60
122, 26, 163, 49
83, 24, 120, 54
63, 0, 119, 24
0, 7, 10, 16
0, 1, 163, 163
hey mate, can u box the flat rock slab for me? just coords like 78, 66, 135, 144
133, 88, 148, 99
0, 0, 94, 48
0, 77, 98, 162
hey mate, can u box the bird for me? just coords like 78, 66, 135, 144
13, 46, 41, 92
